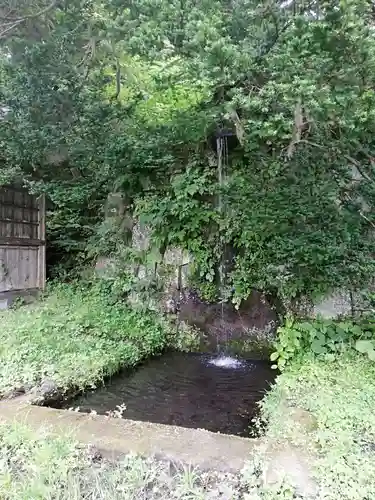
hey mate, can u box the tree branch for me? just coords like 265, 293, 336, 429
0, 19, 24, 39
297, 139, 375, 187
0, 1, 57, 39
287, 98, 303, 158
343, 193, 375, 229
0, 9, 17, 21
113, 59, 121, 100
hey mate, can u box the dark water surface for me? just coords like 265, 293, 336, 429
63, 352, 276, 437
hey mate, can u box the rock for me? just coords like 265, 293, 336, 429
95, 257, 116, 279
359, 437, 375, 454
39, 379, 58, 398
313, 290, 353, 319
87, 444, 102, 463
163, 247, 191, 267
179, 290, 277, 350
285, 407, 318, 434
287, 296, 314, 317
30, 379, 58, 404
312, 285, 374, 319
23, 383, 34, 393
164, 297, 178, 314
132, 221, 151, 251
2, 386, 26, 400
262, 443, 318, 498
206, 483, 235, 499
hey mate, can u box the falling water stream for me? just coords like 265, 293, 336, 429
210, 133, 236, 367
216, 134, 226, 311
55, 132, 276, 437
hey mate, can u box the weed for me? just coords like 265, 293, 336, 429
0, 282, 170, 398
0, 422, 240, 499
271, 315, 375, 370
254, 352, 375, 500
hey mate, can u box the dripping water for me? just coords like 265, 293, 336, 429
216, 136, 224, 348
213, 134, 236, 367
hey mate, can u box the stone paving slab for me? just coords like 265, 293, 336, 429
0, 400, 260, 472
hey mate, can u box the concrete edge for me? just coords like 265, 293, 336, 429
0, 401, 261, 472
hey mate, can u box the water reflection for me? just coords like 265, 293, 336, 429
64, 352, 276, 437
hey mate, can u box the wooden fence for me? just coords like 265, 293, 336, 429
0, 186, 46, 306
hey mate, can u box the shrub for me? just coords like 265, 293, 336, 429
271, 315, 375, 370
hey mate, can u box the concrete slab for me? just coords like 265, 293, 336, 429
0, 298, 9, 309
0, 289, 39, 309
0, 401, 260, 472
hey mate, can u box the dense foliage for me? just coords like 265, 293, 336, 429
0, 282, 183, 397
260, 352, 375, 499
272, 313, 375, 370
2, 0, 375, 305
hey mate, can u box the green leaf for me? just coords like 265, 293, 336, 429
293, 338, 301, 348
337, 322, 352, 333
270, 351, 279, 361
278, 358, 286, 369
351, 325, 363, 336
355, 340, 374, 354
327, 327, 338, 339
298, 322, 313, 331
324, 353, 336, 362
311, 339, 327, 355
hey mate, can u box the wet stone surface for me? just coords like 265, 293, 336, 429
179, 290, 278, 350
60, 352, 276, 437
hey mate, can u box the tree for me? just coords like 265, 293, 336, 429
1, 0, 375, 303
0, 0, 58, 40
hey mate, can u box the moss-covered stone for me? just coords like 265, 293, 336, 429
224, 337, 272, 360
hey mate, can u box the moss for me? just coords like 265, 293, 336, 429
168, 320, 202, 352
225, 337, 272, 359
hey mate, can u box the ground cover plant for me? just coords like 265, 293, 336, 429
257, 351, 375, 500
0, 421, 247, 500
1, 348, 374, 499
0, 282, 173, 398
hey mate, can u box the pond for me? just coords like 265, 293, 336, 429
62, 352, 276, 437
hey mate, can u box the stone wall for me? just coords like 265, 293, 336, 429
96, 216, 372, 352
127, 222, 192, 313
98, 221, 277, 352
312, 288, 374, 319
312, 291, 353, 319
286, 286, 374, 320
98, 215, 374, 351
179, 290, 277, 352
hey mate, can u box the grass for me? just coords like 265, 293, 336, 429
1, 285, 375, 498
2, 352, 375, 499
252, 351, 375, 500
0, 421, 244, 500
0, 283, 173, 398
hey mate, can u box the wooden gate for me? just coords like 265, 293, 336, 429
0, 186, 46, 307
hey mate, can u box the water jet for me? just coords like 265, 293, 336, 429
58, 352, 275, 437
207, 355, 243, 369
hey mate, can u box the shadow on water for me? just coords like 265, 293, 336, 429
61, 352, 276, 437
